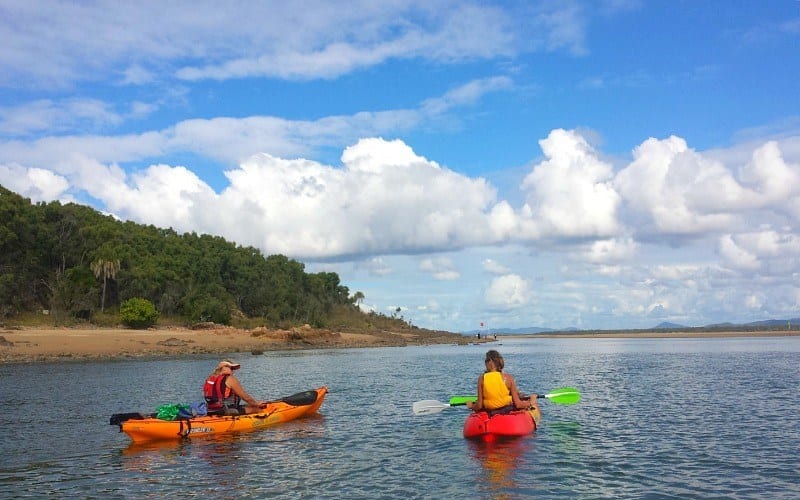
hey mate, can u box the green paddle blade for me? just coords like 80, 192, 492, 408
448, 396, 477, 406
544, 387, 580, 405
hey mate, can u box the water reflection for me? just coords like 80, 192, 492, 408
116, 435, 249, 494
118, 415, 326, 481
545, 421, 582, 454
121, 439, 185, 458
120, 436, 242, 475
468, 437, 532, 498
254, 414, 326, 443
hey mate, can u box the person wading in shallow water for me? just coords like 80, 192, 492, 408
203, 360, 267, 415
466, 350, 537, 414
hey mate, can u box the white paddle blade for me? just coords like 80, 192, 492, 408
412, 400, 450, 416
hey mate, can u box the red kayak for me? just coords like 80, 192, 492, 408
463, 407, 541, 441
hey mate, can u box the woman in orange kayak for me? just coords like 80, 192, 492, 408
203, 359, 267, 415
466, 350, 537, 413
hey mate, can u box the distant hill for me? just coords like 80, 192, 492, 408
746, 318, 800, 327
652, 322, 686, 329
651, 319, 800, 330
465, 317, 800, 335
708, 318, 800, 328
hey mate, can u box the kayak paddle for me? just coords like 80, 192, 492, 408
412, 387, 580, 416
450, 387, 581, 407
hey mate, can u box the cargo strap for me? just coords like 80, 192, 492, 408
176, 417, 192, 438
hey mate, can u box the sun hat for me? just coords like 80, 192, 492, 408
218, 360, 241, 370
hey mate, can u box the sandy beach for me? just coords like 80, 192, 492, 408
0, 324, 480, 363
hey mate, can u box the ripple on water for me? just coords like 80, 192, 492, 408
1, 340, 799, 498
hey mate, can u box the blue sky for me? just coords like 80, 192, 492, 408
1, 1, 799, 331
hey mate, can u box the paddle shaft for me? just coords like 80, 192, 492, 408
449, 387, 580, 406
414, 387, 580, 416
449, 394, 541, 407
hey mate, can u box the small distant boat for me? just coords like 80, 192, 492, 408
110, 386, 327, 443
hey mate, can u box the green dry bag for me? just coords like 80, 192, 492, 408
156, 403, 189, 420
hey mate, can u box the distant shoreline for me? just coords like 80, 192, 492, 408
498, 330, 800, 339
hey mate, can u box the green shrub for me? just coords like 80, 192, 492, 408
120, 298, 159, 329
184, 293, 231, 325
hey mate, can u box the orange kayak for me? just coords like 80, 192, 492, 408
111, 386, 327, 443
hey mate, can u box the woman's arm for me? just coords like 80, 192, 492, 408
506, 373, 532, 409
226, 376, 260, 407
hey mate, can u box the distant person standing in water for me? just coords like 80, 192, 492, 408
466, 350, 537, 413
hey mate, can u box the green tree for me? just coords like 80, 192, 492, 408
183, 285, 232, 324
43, 266, 97, 323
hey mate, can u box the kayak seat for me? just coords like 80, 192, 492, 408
205, 406, 244, 416
485, 405, 515, 417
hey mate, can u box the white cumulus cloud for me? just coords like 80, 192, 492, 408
484, 274, 531, 310
0, 162, 70, 201
419, 257, 460, 281
615, 136, 745, 235
483, 258, 510, 274
582, 237, 639, 264
520, 128, 621, 239
187, 138, 502, 258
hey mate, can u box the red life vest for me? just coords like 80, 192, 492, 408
203, 374, 238, 410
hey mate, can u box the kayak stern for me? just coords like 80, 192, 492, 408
463, 406, 541, 441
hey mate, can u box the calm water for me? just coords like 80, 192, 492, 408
1, 337, 799, 498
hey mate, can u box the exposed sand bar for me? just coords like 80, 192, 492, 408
0, 324, 477, 363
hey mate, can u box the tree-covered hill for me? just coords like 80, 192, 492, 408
0, 185, 365, 328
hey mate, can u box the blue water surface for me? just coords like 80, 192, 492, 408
1, 336, 799, 498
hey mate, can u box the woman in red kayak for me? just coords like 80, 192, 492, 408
466, 350, 537, 413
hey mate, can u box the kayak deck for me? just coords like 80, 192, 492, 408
463, 406, 541, 441
112, 386, 327, 443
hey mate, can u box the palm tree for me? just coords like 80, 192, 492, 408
91, 258, 120, 312
353, 291, 365, 308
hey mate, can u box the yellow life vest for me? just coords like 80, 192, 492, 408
482, 371, 512, 409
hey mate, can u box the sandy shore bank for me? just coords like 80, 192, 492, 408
2, 326, 796, 363
0, 324, 480, 363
